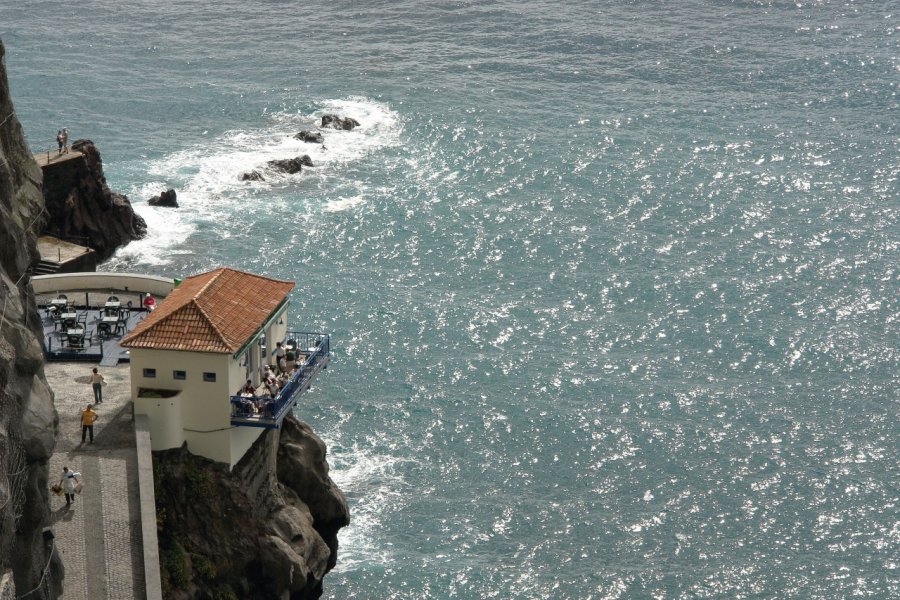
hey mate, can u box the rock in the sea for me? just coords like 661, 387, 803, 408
148, 188, 178, 208
267, 155, 314, 174
240, 170, 265, 181
294, 130, 324, 143
321, 114, 360, 131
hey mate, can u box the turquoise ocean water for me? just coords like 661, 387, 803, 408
2, 1, 897, 597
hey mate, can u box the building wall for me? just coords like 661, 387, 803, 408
32, 272, 175, 296
134, 392, 183, 450
130, 348, 239, 465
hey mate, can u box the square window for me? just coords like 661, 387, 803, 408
143, 368, 156, 378
173, 370, 186, 380
202, 372, 217, 383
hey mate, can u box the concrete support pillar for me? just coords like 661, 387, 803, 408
265, 323, 275, 367
251, 340, 262, 385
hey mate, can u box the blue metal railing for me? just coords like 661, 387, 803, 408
230, 331, 330, 427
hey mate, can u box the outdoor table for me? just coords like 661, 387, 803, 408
105, 301, 121, 309
50, 298, 68, 308
65, 328, 85, 347
60, 312, 77, 321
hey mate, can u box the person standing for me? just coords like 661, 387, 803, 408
59, 466, 79, 508
80, 403, 98, 444
90, 367, 105, 403
274, 341, 286, 372
56, 130, 63, 155
61, 127, 69, 152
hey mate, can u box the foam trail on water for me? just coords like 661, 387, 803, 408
325, 441, 409, 572
107, 97, 401, 266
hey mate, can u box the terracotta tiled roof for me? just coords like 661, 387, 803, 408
121, 267, 294, 354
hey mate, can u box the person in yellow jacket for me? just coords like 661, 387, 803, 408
80, 404, 98, 444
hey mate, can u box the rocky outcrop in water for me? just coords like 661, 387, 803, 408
153, 415, 349, 599
320, 115, 360, 131
0, 37, 63, 597
267, 155, 314, 174
240, 170, 265, 182
148, 188, 178, 208
294, 131, 324, 144
41, 139, 146, 260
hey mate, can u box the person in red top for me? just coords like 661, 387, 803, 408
143, 294, 156, 311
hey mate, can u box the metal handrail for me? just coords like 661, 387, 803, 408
231, 331, 329, 424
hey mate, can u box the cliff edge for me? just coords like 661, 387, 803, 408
41, 138, 147, 261
0, 38, 62, 596
154, 415, 349, 599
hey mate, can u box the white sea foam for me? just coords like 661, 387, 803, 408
111, 97, 401, 266
323, 194, 367, 213
326, 441, 409, 571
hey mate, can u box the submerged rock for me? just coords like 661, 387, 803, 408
321, 115, 360, 131
148, 188, 178, 208
240, 170, 265, 182
294, 130, 324, 143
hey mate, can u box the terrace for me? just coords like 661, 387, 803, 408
37, 290, 150, 365
230, 332, 331, 428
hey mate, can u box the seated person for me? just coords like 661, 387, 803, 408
239, 379, 255, 396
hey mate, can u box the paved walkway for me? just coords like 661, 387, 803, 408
45, 363, 145, 600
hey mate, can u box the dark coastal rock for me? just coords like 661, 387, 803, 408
267, 155, 314, 174
153, 414, 348, 599
321, 114, 360, 131
148, 188, 178, 208
294, 130, 324, 143
240, 170, 265, 182
0, 37, 64, 596
40, 139, 147, 260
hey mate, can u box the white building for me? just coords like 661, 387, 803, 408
121, 267, 294, 469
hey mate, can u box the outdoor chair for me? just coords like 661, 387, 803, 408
97, 322, 111, 339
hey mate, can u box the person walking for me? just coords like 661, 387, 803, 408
56, 130, 63, 155
59, 466, 79, 508
61, 127, 69, 152
80, 403, 98, 444
90, 367, 105, 403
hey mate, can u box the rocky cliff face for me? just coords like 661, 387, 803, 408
41, 139, 146, 260
0, 38, 62, 597
153, 416, 349, 599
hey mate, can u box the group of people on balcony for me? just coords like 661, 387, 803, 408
234, 343, 306, 418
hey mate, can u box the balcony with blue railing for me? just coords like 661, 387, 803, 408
230, 332, 330, 428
